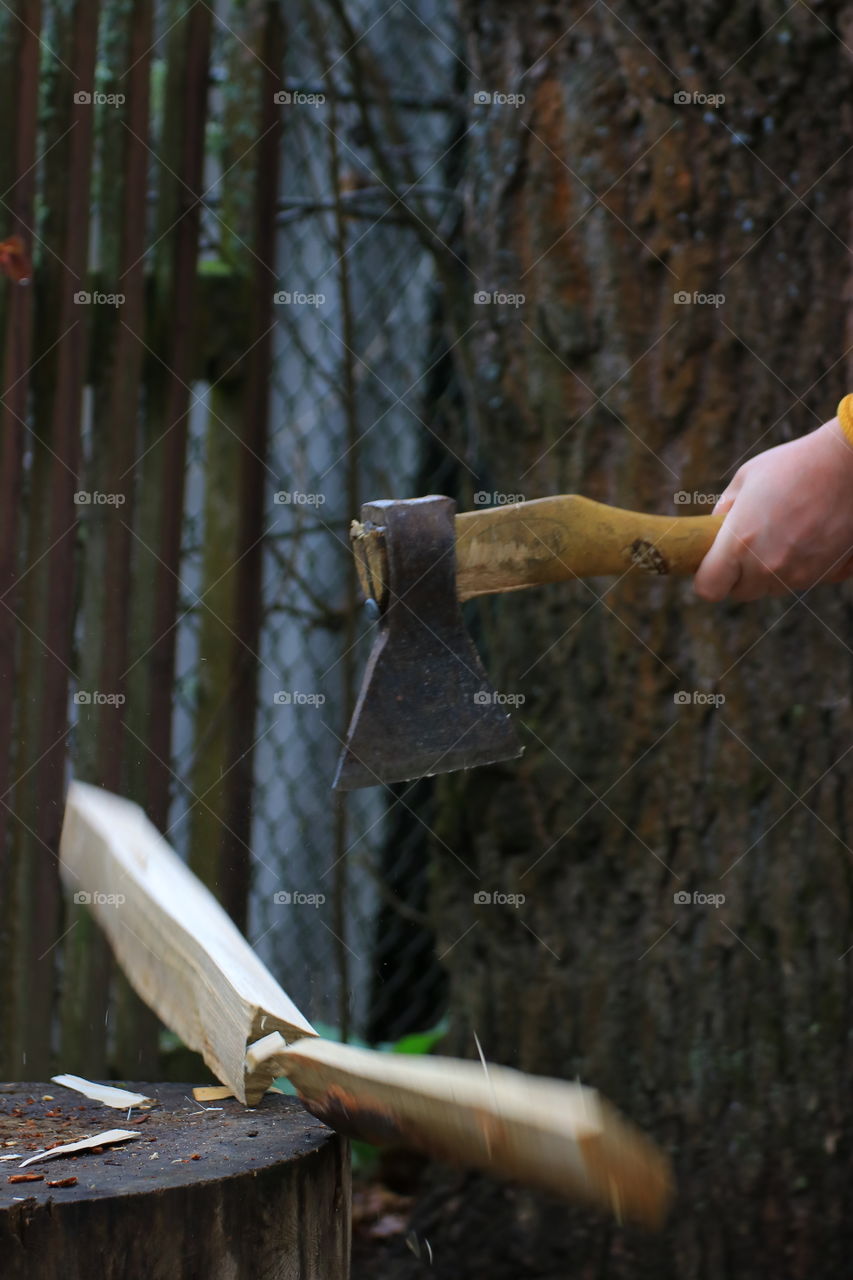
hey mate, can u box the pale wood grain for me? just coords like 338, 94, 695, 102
246, 1031, 673, 1227
59, 781, 317, 1104
59, 782, 673, 1226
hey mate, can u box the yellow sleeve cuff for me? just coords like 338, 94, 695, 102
838, 395, 853, 447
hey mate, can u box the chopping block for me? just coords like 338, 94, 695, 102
0, 1082, 350, 1280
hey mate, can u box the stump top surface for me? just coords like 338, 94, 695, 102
0, 1081, 335, 1209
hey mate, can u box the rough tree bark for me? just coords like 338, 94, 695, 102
407, 4, 853, 1278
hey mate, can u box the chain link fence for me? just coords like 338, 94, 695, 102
165, 0, 465, 1042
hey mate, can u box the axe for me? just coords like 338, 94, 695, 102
333, 495, 721, 789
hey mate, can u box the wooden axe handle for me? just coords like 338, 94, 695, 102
353, 495, 722, 605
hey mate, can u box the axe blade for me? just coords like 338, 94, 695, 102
333, 496, 523, 790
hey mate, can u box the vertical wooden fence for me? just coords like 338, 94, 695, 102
0, 0, 285, 1078
0, 0, 459, 1079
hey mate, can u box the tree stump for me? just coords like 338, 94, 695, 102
0, 1083, 350, 1280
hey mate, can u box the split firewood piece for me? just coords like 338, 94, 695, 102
59, 782, 673, 1227
246, 1032, 672, 1228
59, 781, 316, 1103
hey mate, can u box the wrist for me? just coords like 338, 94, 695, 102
836, 395, 853, 449
816, 414, 853, 477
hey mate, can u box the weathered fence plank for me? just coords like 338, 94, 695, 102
12, 0, 100, 1079
0, 0, 42, 1079
63, 0, 157, 1075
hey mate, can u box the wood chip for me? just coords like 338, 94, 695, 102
8, 1173, 44, 1184
192, 1086, 234, 1102
47, 1177, 78, 1188
51, 1075, 152, 1109
19, 1129, 142, 1167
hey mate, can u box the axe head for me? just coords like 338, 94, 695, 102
333, 496, 523, 790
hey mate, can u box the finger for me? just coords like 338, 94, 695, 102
713, 488, 736, 517
722, 578, 778, 601
737, 580, 790, 600
693, 524, 743, 601
726, 541, 796, 600
826, 552, 853, 583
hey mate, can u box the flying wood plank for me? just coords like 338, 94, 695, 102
59, 782, 673, 1226
59, 781, 316, 1100
246, 1033, 671, 1226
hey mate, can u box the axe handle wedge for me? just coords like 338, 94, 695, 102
352, 494, 722, 604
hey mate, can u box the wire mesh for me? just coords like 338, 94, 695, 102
163, 0, 466, 1040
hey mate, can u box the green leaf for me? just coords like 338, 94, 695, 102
390, 1019, 449, 1055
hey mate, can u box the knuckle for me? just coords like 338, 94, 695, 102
785, 564, 815, 592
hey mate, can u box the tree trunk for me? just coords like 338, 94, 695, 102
412, 4, 853, 1277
